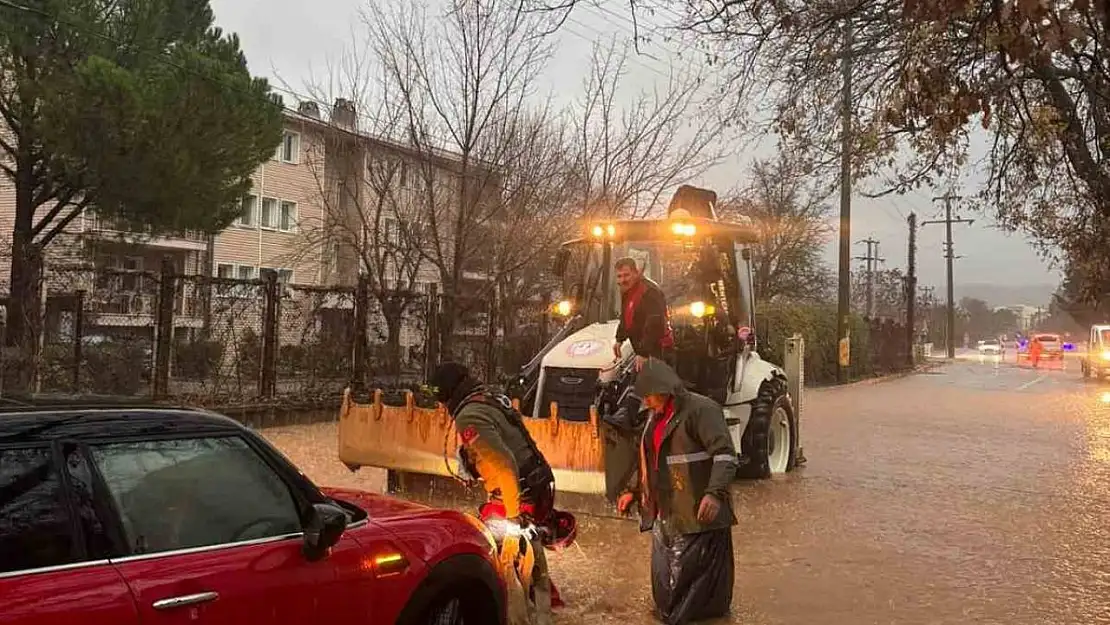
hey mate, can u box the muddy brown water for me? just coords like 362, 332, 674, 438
263, 359, 1110, 624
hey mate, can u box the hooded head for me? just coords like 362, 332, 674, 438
633, 359, 686, 412
428, 362, 481, 413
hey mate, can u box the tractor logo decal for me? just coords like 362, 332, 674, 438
566, 340, 603, 358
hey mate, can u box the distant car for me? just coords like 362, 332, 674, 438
1033, 333, 1064, 360
0, 400, 506, 625
1082, 325, 1110, 380
978, 338, 1004, 355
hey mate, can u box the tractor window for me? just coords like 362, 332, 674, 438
1100, 329, 1110, 347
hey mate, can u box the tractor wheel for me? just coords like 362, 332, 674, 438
738, 374, 795, 479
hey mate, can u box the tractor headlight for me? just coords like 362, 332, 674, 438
606, 223, 616, 237
554, 300, 573, 317
1101, 350, 1110, 361
591, 225, 604, 237
689, 301, 715, 318
591, 223, 616, 238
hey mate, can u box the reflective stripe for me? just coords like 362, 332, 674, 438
666, 451, 710, 465
713, 454, 736, 464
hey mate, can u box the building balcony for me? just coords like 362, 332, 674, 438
83, 214, 209, 251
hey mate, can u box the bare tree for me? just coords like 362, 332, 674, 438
570, 37, 726, 218
296, 41, 433, 376
721, 149, 834, 304
362, 0, 574, 359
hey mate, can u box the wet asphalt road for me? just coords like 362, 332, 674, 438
265, 355, 1110, 624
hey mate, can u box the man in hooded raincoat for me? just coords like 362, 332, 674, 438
616, 359, 737, 625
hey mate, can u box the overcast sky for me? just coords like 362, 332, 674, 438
209, 0, 1062, 296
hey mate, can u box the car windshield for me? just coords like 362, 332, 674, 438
1036, 334, 1060, 342
984, 339, 999, 346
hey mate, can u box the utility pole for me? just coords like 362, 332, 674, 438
922, 193, 974, 359
853, 237, 884, 318
836, 16, 854, 384
905, 213, 917, 366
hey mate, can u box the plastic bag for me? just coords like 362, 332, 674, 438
650, 524, 734, 625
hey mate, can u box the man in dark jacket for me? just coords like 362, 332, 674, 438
616, 359, 737, 624
429, 362, 560, 623
613, 257, 674, 371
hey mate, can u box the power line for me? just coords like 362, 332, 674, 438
853, 236, 884, 318
921, 192, 974, 359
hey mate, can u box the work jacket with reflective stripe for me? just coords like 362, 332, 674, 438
628, 378, 738, 535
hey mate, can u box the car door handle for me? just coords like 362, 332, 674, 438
152, 591, 220, 611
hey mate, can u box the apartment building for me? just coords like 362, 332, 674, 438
0, 97, 499, 367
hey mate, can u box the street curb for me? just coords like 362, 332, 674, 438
816, 361, 948, 391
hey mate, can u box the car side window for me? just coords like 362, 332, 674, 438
0, 447, 76, 574
90, 436, 303, 556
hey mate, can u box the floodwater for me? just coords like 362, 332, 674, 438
265, 352, 1110, 624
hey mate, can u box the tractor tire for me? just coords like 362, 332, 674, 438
737, 374, 796, 479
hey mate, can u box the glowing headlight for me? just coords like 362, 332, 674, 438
554, 300, 573, 317
671, 222, 696, 236
1101, 351, 1110, 361
591, 225, 603, 237
606, 224, 616, 237
690, 301, 707, 318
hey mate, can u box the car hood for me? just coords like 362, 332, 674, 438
322, 487, 433, 519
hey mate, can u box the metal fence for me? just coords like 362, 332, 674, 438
0, 260, 552, 408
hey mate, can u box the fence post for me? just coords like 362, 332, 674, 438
259, 269, 279, 399
72, 290, 85, 394
352, 273, 369, 393
153, 257, 175, 399
424, 282, 439, 381
484, 284, 497, 381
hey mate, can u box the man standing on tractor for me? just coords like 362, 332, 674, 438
617, 359, 737, 625
613, 257, 674, 371
429, 362, 573, 625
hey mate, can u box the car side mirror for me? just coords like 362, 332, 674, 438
302, 502, 348, 562
552, 248, 570, 278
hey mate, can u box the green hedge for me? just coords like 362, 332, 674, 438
754, 301, 874, 385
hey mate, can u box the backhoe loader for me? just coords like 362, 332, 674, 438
338, 186, 806, 498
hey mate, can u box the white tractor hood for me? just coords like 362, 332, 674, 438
541, 320, 625, 370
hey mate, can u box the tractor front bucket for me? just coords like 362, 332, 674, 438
338, 389, 611, 495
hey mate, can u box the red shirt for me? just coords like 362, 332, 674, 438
622, 279, 675, 351
651, 398, 676, 470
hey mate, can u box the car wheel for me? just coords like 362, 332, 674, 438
425, 595, 464, 625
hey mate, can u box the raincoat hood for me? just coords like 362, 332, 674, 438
634, 359, 686, 397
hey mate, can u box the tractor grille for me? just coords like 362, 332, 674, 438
539, 367, 599, 422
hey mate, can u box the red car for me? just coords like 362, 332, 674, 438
0, 402, 506, 625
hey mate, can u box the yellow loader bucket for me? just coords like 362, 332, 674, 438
337, 388, 608, 495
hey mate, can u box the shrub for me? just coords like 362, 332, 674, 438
174, 340, 224, 380
755, 301, 873, 385
83, 341, 148, 395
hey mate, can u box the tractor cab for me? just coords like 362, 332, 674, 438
511, 186, 759, 421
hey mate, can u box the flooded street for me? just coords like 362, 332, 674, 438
265, 356, 1110, 624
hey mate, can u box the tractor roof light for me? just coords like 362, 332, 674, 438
590, 223, 617, 238
671, 222, 696, 237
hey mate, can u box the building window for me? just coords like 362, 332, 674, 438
237, 265, 257, 281
216, 264, 234, 279
237, 195, 257, 227
279, 201, 297, 232
275, 131, 300, 164
278, 269, 293, 284
260, 197, 277, 229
